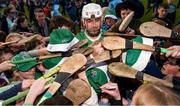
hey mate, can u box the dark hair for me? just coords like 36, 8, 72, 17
17, 17, 26, 25
115, 2, 134, 18
50, 16, 74, 32
34, 8, 44, 13
39, 94, 73, 105
3, 7, 14, 16
158, 3, 169, 9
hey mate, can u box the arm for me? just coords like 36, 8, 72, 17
21, 48, 50, 57
24, 78, 50, 104
0, 79, 33, 100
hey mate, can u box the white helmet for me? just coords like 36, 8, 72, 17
82, 3, 102, 19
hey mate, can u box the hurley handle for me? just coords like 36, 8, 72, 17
108, 62, 174, 88
11, 53, 62, 64
160, 48, 175, 53
132, 41, 155, 52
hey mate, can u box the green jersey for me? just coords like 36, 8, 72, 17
75, 30, 105, 48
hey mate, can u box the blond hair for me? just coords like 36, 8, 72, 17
132, 83, 180, 105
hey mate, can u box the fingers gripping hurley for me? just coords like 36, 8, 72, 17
64, 79, 91, 105
37, 54, 87, 105
108, 62, 173, 88
140, 22, 180, 39
119, 11, 134, 32
102, 36, 155, 51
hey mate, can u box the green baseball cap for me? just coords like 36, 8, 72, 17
12, 53, 38, 72
42, 56, 63, 70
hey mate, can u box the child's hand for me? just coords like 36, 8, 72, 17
166, 46, 180, 58
0, 61, 15, 72
100, 82, 121, 100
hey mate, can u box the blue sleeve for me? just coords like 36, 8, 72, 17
0, 83, 22, 100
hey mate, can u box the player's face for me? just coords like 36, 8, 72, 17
83, 17, 102, 37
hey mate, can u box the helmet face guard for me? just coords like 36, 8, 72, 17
82, 3, 102, 19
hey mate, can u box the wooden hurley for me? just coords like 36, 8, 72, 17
102, 36, 173, 53
93, 50, 122, 63
72, 47, 94, 56
107, 19, 122, 32
140, 22, 180, 39
18, 35, 38, 44
108, 62, 174, 88
64, 79, 91, 105
104, 32, 137, 38
119, 11, 134, 32
37, 54, 87, 105
85, 50, 122, 68
102, 36, 155, 51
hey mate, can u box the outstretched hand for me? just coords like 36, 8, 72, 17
24, 77, 51, 104
166, 46, 180, 58
100, 82, 121, 100
0, 61, 15, 72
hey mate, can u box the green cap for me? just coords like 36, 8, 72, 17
105, 9, 117, 20
43, 57, 63, 69
12, 53, 38, 72
47, 29, 78, 52
86, 67, 108, 94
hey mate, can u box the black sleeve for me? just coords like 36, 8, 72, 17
109, 98, 123, 106
0, 83, 22, 100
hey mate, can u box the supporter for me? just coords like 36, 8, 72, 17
31, 8, 50, 37
153, 3, 172, 28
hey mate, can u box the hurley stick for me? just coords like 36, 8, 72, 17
104, 32, 137, 37
93, 50, 121, 63
140, 22, 180, 39
102, 36, 173, 53
119, 11, 134, 32
64, 79, 91, 105
107, 19, 122, 32
102, 36, 155, 51
108, 62, 174, 88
